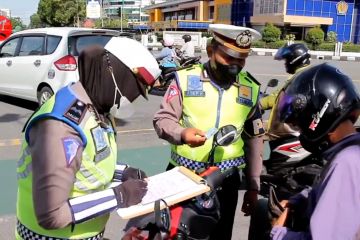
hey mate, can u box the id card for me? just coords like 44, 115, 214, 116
205, 127, 218, 139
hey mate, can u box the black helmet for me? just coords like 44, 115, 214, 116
274, 43, 311, 74
182, 34, 191, 43
275, 63, 360, 153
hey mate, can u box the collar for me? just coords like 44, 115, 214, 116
323, 133, 360, 160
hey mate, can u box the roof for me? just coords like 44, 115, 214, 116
11, 27, 119, 37
144, 0, 196, 10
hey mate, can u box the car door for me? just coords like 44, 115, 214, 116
11, 35, 50, 100
0, 37, 21, 95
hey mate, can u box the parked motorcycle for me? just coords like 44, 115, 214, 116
149, 49, 201, 97
123, 124, 240, 240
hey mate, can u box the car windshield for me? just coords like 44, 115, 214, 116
68, 35, 113, 56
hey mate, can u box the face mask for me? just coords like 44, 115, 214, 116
109, 68, 135, 119
212, 60, 243, 83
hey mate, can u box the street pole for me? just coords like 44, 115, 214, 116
120, 0, 124, 32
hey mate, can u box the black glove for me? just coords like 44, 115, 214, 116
113, 179, 148, 208
122, 167, 147, 181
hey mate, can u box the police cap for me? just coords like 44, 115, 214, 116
208, 24, 261, 59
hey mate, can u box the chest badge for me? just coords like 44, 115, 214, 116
237, 84, 253, 107
91, 126, 108, 153
185, 75, 205, 97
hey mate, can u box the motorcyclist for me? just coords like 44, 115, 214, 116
180, 34, 195, 58
262, 43, 311, 140
253, 63, 360, 240
154, 35, 178, 69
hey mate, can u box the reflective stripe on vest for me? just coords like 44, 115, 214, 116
16, 86, 116, 239
171, 65, 260, 170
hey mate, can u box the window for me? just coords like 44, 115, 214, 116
68, 35, 113, 56
46, 35, 62, 55
19, 36, 44, 56
0, 37, 20, 58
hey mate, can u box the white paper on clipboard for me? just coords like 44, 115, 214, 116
116, 166, 210, 219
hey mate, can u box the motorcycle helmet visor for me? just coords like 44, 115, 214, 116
274, 46, 288, 60
275, 91, 302, 131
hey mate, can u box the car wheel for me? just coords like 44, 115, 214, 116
38, 86, 54, 105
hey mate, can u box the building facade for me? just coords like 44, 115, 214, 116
0, 9, 11, 18
102, 0, 165, 23
145, 0, 360, 43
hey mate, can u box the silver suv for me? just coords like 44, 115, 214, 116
0, 27, 119, 105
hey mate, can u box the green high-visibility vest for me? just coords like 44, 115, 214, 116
170, 65, 260, 169
16, 86, 116, 239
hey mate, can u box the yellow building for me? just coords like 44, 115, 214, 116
145, 0, 360, 43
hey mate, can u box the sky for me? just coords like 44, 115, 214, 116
0, 0, 40, 25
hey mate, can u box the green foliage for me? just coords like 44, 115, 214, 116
313, 42, 335, 51
305, 26, 324, 50
284, 34, 295, 41
251, 40, 286, 49
94, 18, 129, 28
29, 14, 43, 28
10, 17, 25, 29
326, 31, 337, 43
38, 0, 86, 27
262, 23, 281, 43
342, 43, 360, 52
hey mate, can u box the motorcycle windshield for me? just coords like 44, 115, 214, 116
267, 90, 300, 139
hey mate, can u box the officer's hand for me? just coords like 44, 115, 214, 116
181, 128, 206, 147
241, 190, 258, 216
113, 179, 148, 208
122, 167, 147, 181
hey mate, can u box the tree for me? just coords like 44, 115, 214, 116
326, 31, 337, 43
305, 26, 324, 50
38, 0, 86, 27
29, 13, 43, 28
10, 17, 25, 30
262, 23, 281, 43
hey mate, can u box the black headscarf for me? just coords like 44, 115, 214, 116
78, 45, 146, 114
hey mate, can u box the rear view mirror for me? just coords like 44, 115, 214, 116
214, 125, 237, 146
268, 79, 279, 88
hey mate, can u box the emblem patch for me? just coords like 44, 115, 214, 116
62, 137, 81, 167
236, 30, 252, 48
166, 85, 180, 103
91, 126, 108, 153
236, 85, 253, 106
64, 100, 87, 124
185, 75, 205, 97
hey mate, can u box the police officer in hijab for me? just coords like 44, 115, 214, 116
16, 37, 161, 240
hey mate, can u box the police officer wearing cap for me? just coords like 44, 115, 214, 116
16, 37, 161, 240
153, 24, 265, 239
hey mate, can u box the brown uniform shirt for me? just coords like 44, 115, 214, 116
29, 82, 107, 229
153, 68, 264, 190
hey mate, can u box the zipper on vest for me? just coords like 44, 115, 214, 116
215, 88, 224, 128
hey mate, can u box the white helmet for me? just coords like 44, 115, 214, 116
163, 35, 174, 47
105, 37, 161, 85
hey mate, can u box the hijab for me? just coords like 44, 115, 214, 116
78, 45, 146, 114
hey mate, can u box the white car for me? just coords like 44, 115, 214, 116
0, 27, 119, 105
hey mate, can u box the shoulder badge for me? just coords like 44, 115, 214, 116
62, 137, 81, 167
64, 100, 87, 124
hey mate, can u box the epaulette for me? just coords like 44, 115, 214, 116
244, 71, 261, 85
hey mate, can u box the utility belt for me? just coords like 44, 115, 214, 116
17, 220, 104, 240
171, 151, 246, 171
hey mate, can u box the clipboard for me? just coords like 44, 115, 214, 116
117, 166, 210, 219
